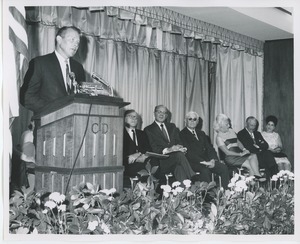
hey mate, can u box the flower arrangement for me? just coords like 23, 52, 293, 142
214, 170, 294, 234
9, 168, 294, 235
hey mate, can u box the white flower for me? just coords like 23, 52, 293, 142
245, 176, 255, 183
171, 189, 178, 196
87, 220, 98, 231
44, 200, 57, 210
160, 185, 171, 193
229, 174, 239, 185
282, 170, 290, 175
228, 182, 235, 188
183, 179, 191, 188
234, 180, 247, 192
163, 191, 170, 198
49, 192, 65, 204
101, 222, 111, 234
176, 186, 184, 193
57, 204, 66, 212
206, 221, 214, 231
194, 219, 204, 228
42, 209, 48, 214
83, 204, 90, 210
271, 175, 279, 181
232, 173, 240, 182
108, 196, 113, 201
16, 227, 29, 234
172, 181, 181, 188
277, 170, 285, 177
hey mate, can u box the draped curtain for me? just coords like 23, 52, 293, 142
212, 46, 263, 139
12, 6, 263, 147
18, 6, 214, 132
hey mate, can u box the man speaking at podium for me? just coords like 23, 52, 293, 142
20, 26, 85, 114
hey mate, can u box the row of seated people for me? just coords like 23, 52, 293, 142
13, 105, 290, 193
123, 105, 291, 189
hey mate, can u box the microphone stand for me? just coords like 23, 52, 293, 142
91, 72, 114, 97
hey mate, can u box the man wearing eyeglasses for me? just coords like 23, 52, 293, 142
144, 105, 195, 182
180, 111, 229, 189
123, 109, 158, 178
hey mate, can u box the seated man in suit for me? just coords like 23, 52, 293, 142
237, 116, 278, 179
123, 110, 159, 178
144, 105, 195, 182
180, 111, 229, 189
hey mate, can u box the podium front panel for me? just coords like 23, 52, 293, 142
35, 101, 126, 193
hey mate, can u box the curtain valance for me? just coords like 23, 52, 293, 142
25, 6, 222, 62
120, 7, 264, 55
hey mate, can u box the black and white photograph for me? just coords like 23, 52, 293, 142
1, 0, 299, 243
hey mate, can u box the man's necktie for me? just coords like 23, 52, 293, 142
160, 124, 169, 142
65, 61, 71, 94
251, 133, 256, 143
132, 129, 137, 145
132, 129, 138, 152
192, 130, 198, 140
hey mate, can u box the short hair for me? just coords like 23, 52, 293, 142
55, 26, 81, 46
246, 116, 256, 124
266, 115, 278, 126
213, 113, 229, 132
154, 105, 168, 113
185, 111, 199, 120
124, 109, 136, 118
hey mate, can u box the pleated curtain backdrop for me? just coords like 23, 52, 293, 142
212, 46, 263, 140
12, 6, 263, 147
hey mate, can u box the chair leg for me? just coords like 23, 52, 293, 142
165, 173, 173, 185
130, 176, 139, 189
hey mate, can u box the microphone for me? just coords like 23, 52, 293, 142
69, 72, 76, 81
69, 72, 78, 94
91, 72, 114, 96
91, 72, 110, 87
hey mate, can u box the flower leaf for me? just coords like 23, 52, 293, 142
176, 213, 185, 224
138, 169, 148, 177
151, 166, 159, 174
132, 202, 140, 210
211, 203, 217, 217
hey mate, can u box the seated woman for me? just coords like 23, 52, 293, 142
214, 114, 265, 181
261, 115, 291, 171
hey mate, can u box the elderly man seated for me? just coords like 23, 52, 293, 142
180, 111, 229, 189
144, 105, 196, 183
237, 116, 278, 179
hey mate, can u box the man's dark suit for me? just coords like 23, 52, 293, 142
20, 52, 85, 114
144, 122, 195, 182
180, 128, 229, 188
237, 128, 278, 178
123, 128, 158, 177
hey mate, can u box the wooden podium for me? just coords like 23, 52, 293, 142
34, 94, 129, 193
